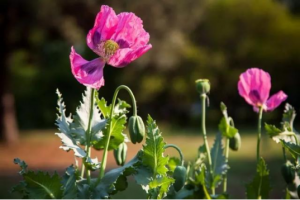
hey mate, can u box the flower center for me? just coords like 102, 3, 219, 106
103, 40, 119, 58
249, 90, 262, 105
96, 40, 119, 62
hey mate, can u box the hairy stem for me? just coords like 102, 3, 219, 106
257, 107, 263, 163
97, 85, 137, 183
201, 94, 214, 195
223, 138, 230, 193
85, 88, 95, 184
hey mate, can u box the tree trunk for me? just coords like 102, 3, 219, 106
0, 0, 19, 144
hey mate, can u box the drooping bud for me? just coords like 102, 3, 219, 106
173, 166, 187, 192
113, 142, 127, 166
229, 132, 241, 151
195, 79, 210, 95
128, 115, 145, 144
281, 161, 295, 184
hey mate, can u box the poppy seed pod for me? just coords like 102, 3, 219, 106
128, 116, 145, 144
229, 132, 241, 151
173, 166, 187, 192
113, 142, 127, 166
281, 161, 295, 184
195, 79, 210, 95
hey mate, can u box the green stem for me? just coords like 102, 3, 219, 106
203, 184, 211, 199
257, 107, 263, 163
282, 147, 287, 162
85, 88, 95, 184
223, 117, 234, 193
200, 94, 214, 195
80, 146, 88, 178
98, 85, 137, 183
163, 144, 184, 166
223, 138, 230, 193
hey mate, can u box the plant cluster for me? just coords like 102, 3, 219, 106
11, 5, 300, 199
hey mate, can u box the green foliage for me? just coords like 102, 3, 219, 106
93, 114, 126, 150
218, 102, 238, 139
246, 157, 271, 199
149, 176, 175, 199
13, 159, 64, 199
72, 88, 106, 145
93, 154, 140, 198
93, 98, 129, 150
142, 115, 169, 176
281, 140, 300, 159
282, 103, 296, 131
55, 90, 86, 158
84, 157, 101, 171
131, 115, 177, 199
265, 123, 296, 143
14, 158, 28, 175
61, 165, 78, 199
95, 96, 111, 119
209, 133, 229, 188
218, 117, 238, 138
167, 157, 181, 172
55, 89, 108, 158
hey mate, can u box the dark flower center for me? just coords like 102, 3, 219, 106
249, 90, 261, 105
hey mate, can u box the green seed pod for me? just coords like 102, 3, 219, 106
195, 79, 210, 95
128, 115, 145, 144
229, 132, 241, 151
113, 142, 127, 166
297, 185, 300, 198
281, 161, 295, 184
173, 166, 187, 192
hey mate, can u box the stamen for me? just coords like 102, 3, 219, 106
104, 40, 119, 60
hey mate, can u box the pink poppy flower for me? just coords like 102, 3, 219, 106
238, 68, 287, 112
70, 5, 152, 89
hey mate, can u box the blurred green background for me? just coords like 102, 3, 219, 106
1, 0, 300, 198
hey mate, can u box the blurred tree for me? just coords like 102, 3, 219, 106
0, 0, 19, 143
2, 0, 300, 132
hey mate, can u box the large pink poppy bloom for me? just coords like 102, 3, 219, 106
238, 68, 287, 112
70, 5, 152, 89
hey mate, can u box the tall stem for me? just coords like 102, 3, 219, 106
257, 107, 263, 163
201, 94, 214, 195
223, 138, 230, 193
98, 85, 137, 183
85, 88, 95, 184
223, 117, 233, 193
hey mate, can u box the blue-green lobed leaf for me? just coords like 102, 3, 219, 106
209, 132, 229, 188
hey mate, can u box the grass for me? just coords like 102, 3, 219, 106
0, 127, 288, 198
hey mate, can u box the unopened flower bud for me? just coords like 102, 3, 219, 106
220, 102, 227, 112
128, 115, 145, 144
113, 142, 127, 166
281, 161, 295, 184
229, 132, 241, 151
173, 166, 187, 192
195, 79, 210, 95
